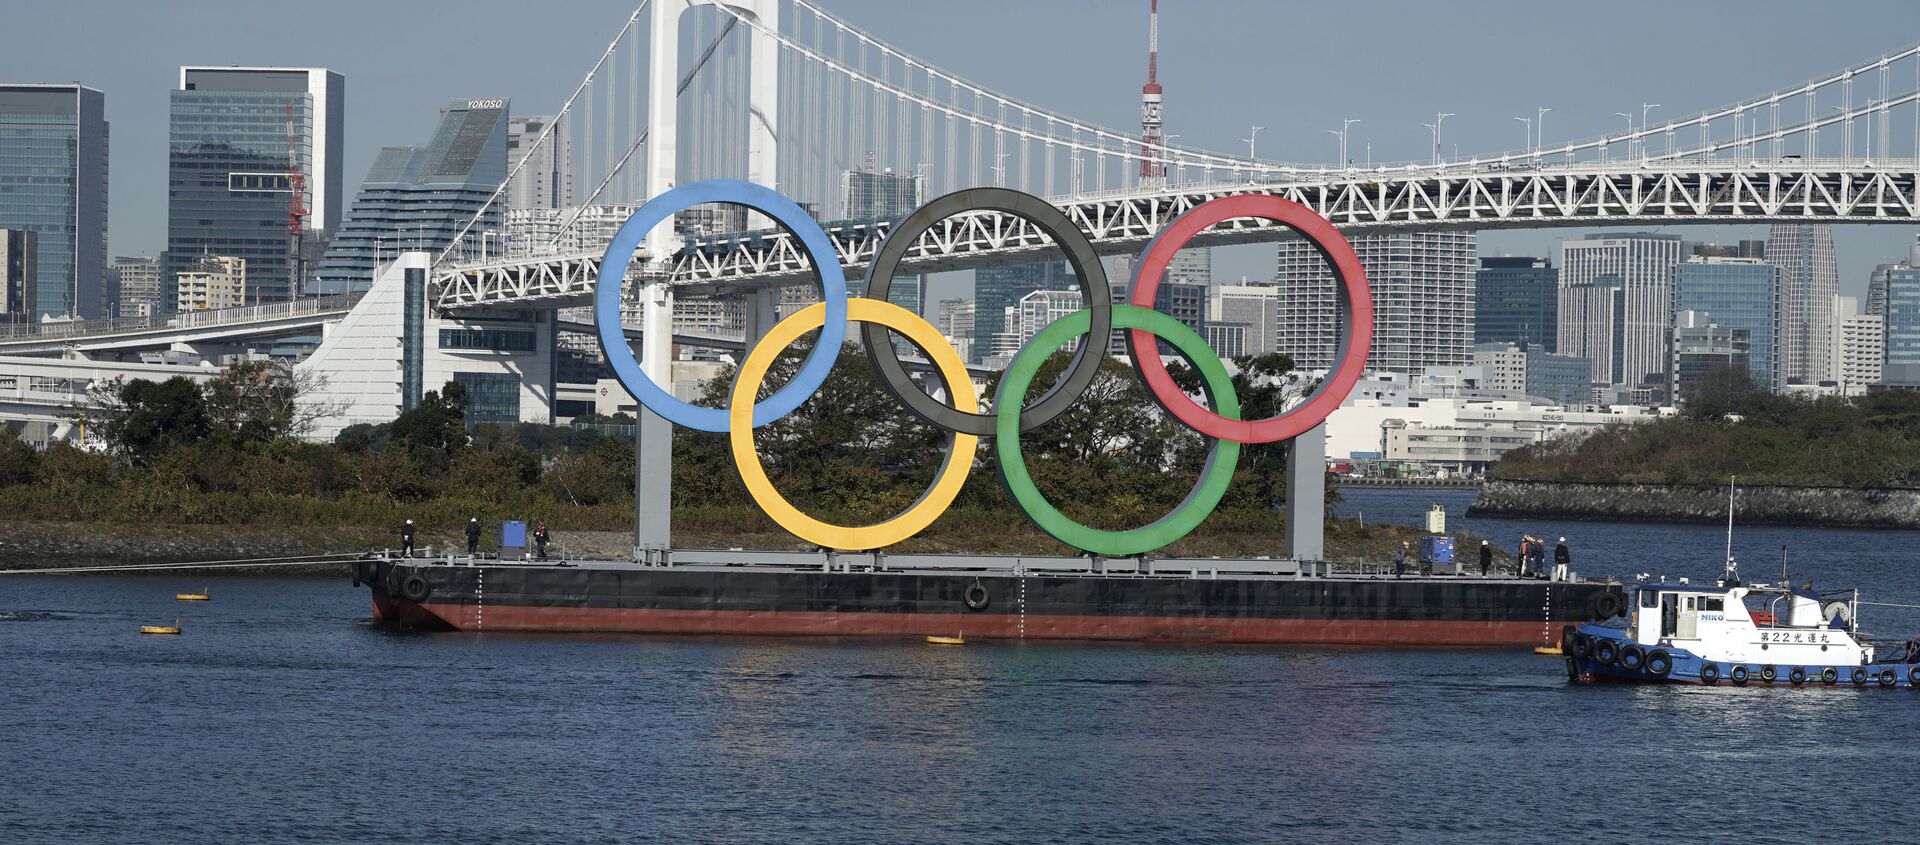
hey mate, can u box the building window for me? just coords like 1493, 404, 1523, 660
439, 327, 536, 353
453, 371, 520, 425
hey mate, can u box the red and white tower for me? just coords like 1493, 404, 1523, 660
1138, 0, 1165, 185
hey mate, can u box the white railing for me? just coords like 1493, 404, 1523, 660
0, 294, 362, 344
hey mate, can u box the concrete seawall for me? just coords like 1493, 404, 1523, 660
1469, 480, 1920, 529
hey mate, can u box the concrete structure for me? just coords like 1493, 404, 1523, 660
505, 115, 572, 211
1672, 256, 1783, 393
1559, 233, 1683, 388
1325, 378, 1670, 474
1471, 342, 1591, 407
1207, 283, 1277, 357
168, 68, 343, 306
1836, 305, 1883, 396
1, 229, 37, 321
314, 99, 510, 294
1204, 322, 1249, 359
973, 260, 1077, 363
1475, 256, 1556, 350
936, 297, 975, 363
1276, 231, 1474, 375
112, 256, 162, 318
175, 256, 246, 311
1766, 223, 1839, 385
0, 354, 219, 447
298, 252, 554, 441
0, 84, 107, 319
1009, 289, 1083, 351
502, 204, 640, 260
1670, 312, 1752, 400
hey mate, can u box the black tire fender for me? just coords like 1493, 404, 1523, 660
1909, 667, 1920, 686
1645, 649, 1672, 677
1759, 665, 1778, 683
1821, 668, 1838, 685
1572, 633, 1592, 659
1592, 638, 1620, 666
1788, 667, 1807, 685
1699, 663, 1720, 685
1730, 665, 1750, 685
1619, 644, 1646, 672
1591, 592, 1624, 620
963, 579, 990, 612
1880, 668, 1899, 687
400, 573, 431, 603
1852, 667, 1868, 686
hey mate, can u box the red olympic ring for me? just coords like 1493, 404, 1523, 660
1125, 194, 1372, 444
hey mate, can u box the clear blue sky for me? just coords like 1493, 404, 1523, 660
12, 0, 1920, 297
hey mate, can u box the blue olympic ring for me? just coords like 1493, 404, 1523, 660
594, 180, 849, 432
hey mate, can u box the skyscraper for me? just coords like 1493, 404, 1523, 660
1882, 266, 1920, 387
168, 67, 343, 307
1, 229, 37, 319
843, 167, 924, 314
974, 260, 1078, 362
1474, 256, 1557, 350
0, 84, 107, 319
505, 115, 572, 211
1672, 256, 1783, 392
1274, 231, 1475, 375
1207, 283, 1277, 356
1558, 233, 1683, 387
314, 99, 510, 294
1765, 223, 1839, 385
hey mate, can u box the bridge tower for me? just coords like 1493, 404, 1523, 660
636, 0, 782, 559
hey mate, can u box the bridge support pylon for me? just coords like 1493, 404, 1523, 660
635, 0, 782, 562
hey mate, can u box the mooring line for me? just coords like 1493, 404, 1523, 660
0, 554, 361, 576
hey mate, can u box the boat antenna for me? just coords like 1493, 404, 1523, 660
1722, 476, 1739, 586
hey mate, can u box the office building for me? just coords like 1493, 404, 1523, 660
1765, 223, 1839, 385
1207, 283, 1277, 356
314, 99, 510, 294
112, 255, 162, 317
0, 84, 108, 319
1009, 289, 1084, 351
935, 297, 976, 362
1671, 256, 1782, 392
1558, 233, 1683, 387
1111, 279, 1206, 356
1, 229, 36, 319
1204, 323, 1249, 359
505, 115, 572, 211
1472, 342, 1592, 407
168, 67, 343, 306
1671, 312, 1752, 400
1882, 266, 1920, 386
1689, 240, 1765, 260
1276, 232, 1475, 375
175, 256, 246, 311
844, 167, 925, 314
1474, 256, 1556, 350
974, 260, 1078, 363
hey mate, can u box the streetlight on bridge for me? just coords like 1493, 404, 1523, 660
1243, 125, 1265, 162
1327, 118, 1359, 166
1424, 112, 1453, 165
1641, 103, 1661, 157
1513, 116, 1532, 157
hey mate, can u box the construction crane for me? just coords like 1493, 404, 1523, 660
285, 103, 309, 300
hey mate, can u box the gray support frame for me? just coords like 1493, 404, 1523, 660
1283, 422, 1327, 562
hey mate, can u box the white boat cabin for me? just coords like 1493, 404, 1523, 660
1626, 582, 1874, 667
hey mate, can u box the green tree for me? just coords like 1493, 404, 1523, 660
386, 381, 470, 472
84, 376, 211, 464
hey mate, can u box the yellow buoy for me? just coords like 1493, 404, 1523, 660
141, 618, 182, 635
926, 634, 965, 646
1533, 646, 1563, 655
176, 587, 210, 601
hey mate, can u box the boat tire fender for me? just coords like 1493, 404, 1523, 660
1879, 668, 1898, 687
1592, 638, 1619, 666
1788, 667, 1807, 685
1821, 668, 1838, 685
1591, 592, 1624, 620
963, 579, 990, 612
1564, 657, 1579, 682
1619, 644, 1646, 672
400, 574, 431, 603
1852, 667, 1868, 686
1909, 667, 1920, 686
351, 564, 362, 588
1730, 665, 1749, 685
1571, 632, 1592, 659
1699, 663, 1720, 685
1759, 665, 1777, 683
1645, 649, 1672, 677
1560, 626, 1578, 657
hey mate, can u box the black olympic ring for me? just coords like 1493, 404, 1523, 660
861, 187, 1113, 437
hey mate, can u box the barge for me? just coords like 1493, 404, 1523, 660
354, 550, 1624, 646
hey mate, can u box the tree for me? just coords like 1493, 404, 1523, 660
1680, 365, 1766, 421
386, 381, 471, 472
203, 360, 345, 443
83, 376, 211, 464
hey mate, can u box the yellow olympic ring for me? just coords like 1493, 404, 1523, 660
728, 298, 978, 550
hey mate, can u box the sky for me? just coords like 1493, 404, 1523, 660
12, 0, 1920, 300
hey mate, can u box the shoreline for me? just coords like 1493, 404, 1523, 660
1470, 479, 1920, 530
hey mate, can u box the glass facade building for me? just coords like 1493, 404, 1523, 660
0, 84, 108, 319
843, 168, 924, 314
314, 99, 509, 294
1672, 257, 1783, 393
1474, 256, 1557, 350
167, 68, 343, 308
974, 260, 1078, 364
1882, 267, 1920, 386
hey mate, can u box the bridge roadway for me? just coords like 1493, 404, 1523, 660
435, 158, 1920, 310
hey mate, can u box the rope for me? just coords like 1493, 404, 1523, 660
1858, 600, 1920, 610
0, 553, 362, 576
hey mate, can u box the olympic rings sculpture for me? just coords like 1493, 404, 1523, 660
595, 179, 1373, 556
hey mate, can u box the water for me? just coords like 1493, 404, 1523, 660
4, 490, 1918, 844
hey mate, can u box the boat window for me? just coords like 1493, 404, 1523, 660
1641, 590, 1660, 608
1661, 594, 1678, 637
1702, 597, 1724, 612
1684, 597, 1695, 610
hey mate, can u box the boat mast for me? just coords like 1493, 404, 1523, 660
1722, 476, 1738, 585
